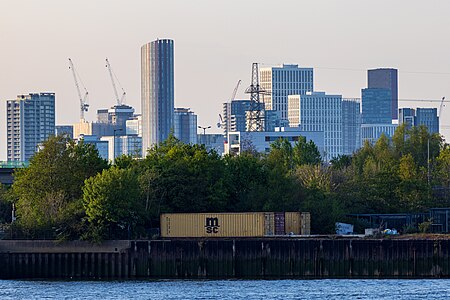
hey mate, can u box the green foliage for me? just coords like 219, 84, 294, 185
8, 125, 450, 238
292, 136, 322, 166
83, 167, 142, 241
223, 153, 267, 211
330, 155, 352, 170
418, 220, 432, 233
114, 155, 136, 169
0, 184, 12, 223
12, 135, 108, 236
142, 136, 229, 218
293, 165, 343, 233
266, 138, 294, 172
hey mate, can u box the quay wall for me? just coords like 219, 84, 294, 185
1, 238, 449, 279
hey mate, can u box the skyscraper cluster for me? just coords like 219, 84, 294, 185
223, 66, 439, 160
3, 39, 441, 163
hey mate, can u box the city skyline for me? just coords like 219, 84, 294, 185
2, 1, 450, 160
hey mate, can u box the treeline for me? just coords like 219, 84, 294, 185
1, 124, 450, 240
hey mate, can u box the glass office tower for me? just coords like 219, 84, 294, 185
141, 39, 174, 151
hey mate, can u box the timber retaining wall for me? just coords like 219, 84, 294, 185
1, 239, 449, 279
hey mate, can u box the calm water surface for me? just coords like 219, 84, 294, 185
0, 279, 449, 299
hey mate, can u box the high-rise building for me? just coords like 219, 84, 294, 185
76, 135, 109, 161
342, 99, 361, 155
368, 68, 398, 120
55, 125, 74, 139
288, 92, 342, 161
126, 115, 142, 136
141, 39, 175, 151
361, 88, 392, 124
361, 124, 398, 145
399, 107, 439, 134
6, 93, 55, 161
97, 105, 135, 128
222, 100, 251, 138
74, 104, 135, 139
197, 134, 224, 156
399, 108, 416, 130
260, 64, 313, 121
100, 135, 143, 160
264, 109, 284, 132
416, 108, 439, 134
174, 108, 197, 144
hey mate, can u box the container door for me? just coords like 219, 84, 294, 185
300, 212, 311, 235
274, 212, 285, 235
264, 213, 274, 236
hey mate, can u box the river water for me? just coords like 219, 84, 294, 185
0, 279, 449, 299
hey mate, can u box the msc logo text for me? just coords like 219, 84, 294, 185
205, 217, 220, 234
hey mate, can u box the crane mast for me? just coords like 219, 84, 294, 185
68, 58, 89, 121
105, 58, 126, 106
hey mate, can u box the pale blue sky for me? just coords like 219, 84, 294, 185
1, 0, 450, 159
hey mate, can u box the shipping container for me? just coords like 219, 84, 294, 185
300, 212, 311, 235
285, 212, 301, 235
160, 212, 311, 238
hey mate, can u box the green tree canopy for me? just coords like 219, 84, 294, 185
0, 184, 12, 224
83, 167, 142, 241
292, 136, 322, 166
142, 135, 228, 218
12, 135, 108, 236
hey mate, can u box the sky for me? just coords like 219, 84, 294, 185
1, 0, 450, 160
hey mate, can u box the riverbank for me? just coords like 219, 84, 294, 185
1, 238, 450, 279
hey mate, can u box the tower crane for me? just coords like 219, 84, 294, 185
105, 58, 126, 106
68, 58, 89, 121
217, 114, 223, 128
230, 80, 241, 102
218, 80, 242, 129
439, 96, 446, 117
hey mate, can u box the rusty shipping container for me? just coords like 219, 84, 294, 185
160, 212, 310, 238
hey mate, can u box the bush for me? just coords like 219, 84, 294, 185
418, 220, 432, 233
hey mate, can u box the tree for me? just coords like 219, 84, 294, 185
0, 184, 12, 223
433, 146, 450, 206
292, 136, 321, 166
142, 136, 229, 217
330, 155, 352, 170
223, 153, 268, 211
12, 135, 108, 237
114, 154, 136, 169
397, 153, 431, 211
265, 138, 293, 172
83, 167, 142, 241
293, 165, 343, 233
436, 147, 450, 188
261, 138, 299, 211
